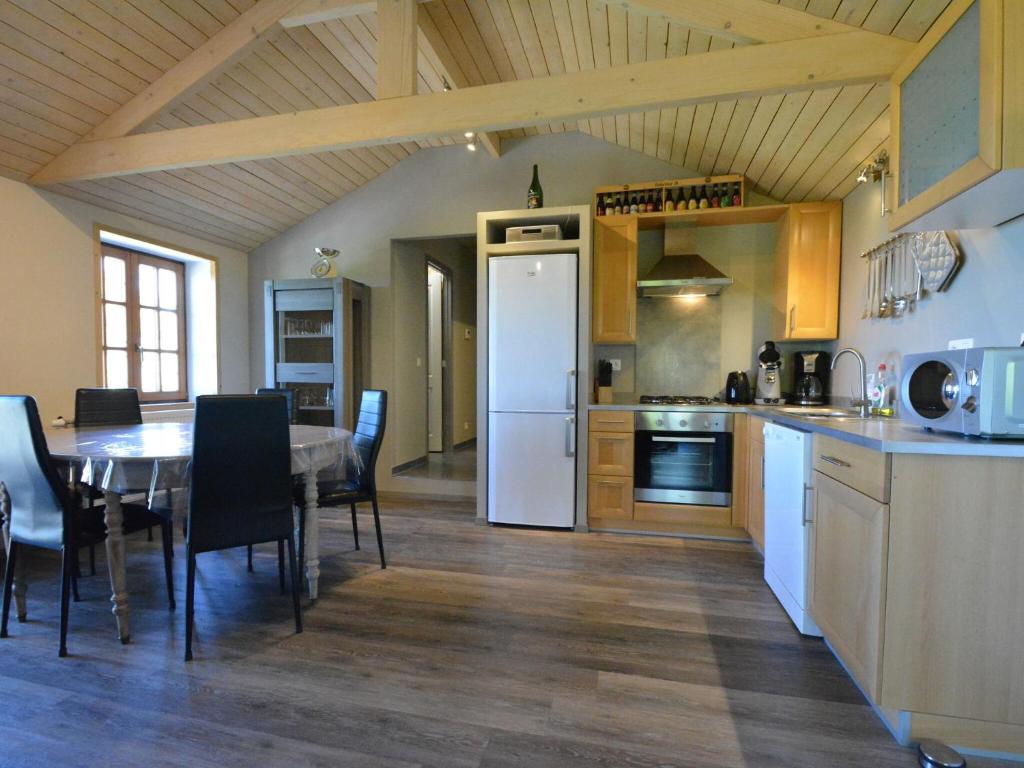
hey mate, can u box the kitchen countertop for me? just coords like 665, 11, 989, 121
588, 399, 1024, 458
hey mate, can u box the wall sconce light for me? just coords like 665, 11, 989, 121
442, 77, 452, 92
856, 149, 891, 217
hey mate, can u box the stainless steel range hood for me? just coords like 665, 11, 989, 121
636, 254, 733, 298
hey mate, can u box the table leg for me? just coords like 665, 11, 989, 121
103, 491, 130, 643
302, 469, 320, 601
1, 484, 26, 621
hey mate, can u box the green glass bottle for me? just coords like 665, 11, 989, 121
527, 164, 543, 209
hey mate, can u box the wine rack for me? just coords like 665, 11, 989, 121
594, 174, 746, 220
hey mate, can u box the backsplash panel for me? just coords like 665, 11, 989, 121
635, 297, 723, 395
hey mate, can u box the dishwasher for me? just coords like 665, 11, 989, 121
763, 422, 821, 636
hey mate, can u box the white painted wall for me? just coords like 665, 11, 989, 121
248, 132, 715, 490
0, 176, 250, 421
833, 180, 1024, 399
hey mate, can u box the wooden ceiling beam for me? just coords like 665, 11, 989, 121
279, 0, 425, 28
595, 0, 868, 44
417, 8, 501, 158
30, 31, 912, 185
377, 0, 418, 99
85, 0, 306, 141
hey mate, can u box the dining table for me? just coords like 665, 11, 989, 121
31, 421, 355, 643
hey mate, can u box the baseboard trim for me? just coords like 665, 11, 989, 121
391, 456, 428, 475
378, 491, 475, 505
454, 438, 477, 451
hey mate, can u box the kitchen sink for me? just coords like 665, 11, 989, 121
777, 406, 871, 420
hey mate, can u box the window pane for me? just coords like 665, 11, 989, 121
141, 351, 160, 392
138, 264, 158, 307
160, 353, 180, 393
104, 302, 127, 348
105, 350, 128, 389
103, 256, 126, 303
140, 307, 159, 349
159, 310, 178, 351
158, 268, 178, 310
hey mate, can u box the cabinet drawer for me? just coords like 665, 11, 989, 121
276, 362, 334, 384
588, 431, 634, 476
813, 434, 890, 503
588, 410, 633, 433
587, 475, 633, 520
634, 501, 732, 528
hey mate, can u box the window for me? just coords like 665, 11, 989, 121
100, 244, 188, 402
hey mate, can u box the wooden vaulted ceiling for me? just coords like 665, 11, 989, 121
0, 0, 950, 251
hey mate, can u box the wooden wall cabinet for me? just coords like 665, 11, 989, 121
592, 216, 637, 344
746, 422, 765, 551
811, 472, 889, 700
773, 201, 841, 341
891, 0, 1024, 232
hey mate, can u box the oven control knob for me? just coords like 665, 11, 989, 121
678, 419, 688, 428
961, 396, 978, 414
965, 368, 980, 387
656, 418, 664, 427
704, 419, 712, 429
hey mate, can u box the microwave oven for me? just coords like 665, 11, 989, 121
900, 348, 1024, 437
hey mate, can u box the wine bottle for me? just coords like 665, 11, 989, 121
596, 196, 605, 216
665, 189, 677, 212
605, 194, 614, 215
654, 190, 663, 212
527, 164, 543, 209
614, 194, 623, 215
698, 185, 709, 209
629, 194, 639, 214
637, 193, 646, 213
686, 187, 697, 210
710, 184, 721, 208
732, 183, 741, 207
720, 183, 732, 208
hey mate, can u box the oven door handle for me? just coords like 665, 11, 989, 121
651, 436, 717, 444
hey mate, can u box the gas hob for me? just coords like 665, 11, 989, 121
638, 395, 722, 406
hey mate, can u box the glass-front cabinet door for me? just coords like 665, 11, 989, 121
271, 286, 337, 427
890, 0, 1007, 230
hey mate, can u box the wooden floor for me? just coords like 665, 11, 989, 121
0, 501, 1012, 767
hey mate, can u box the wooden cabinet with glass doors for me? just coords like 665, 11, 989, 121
263, 278, 370, 429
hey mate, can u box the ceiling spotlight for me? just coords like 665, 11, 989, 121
856, 167, 870, 184
467, 141, 477, 152
465, 131, 475, 139
442, 77, 452, 92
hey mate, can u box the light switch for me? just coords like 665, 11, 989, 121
610, 359, 622, 371
416, 357, 422, 367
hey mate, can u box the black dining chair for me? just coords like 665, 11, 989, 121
184, 395, 302, 661
255, 387, 297, 425
73, 388, 176, 609
0, 396, 94, 657
304, 390, 388, 569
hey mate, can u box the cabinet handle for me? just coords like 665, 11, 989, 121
802, 484, 814, 526
760, 455, 765, 489
566, 369, 576, 410
626, 306, 632, 334
819, 454, 851, 468
565, 416, 576, 458
789, 305, 796, 332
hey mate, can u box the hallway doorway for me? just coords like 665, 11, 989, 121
426, 260, 452, 453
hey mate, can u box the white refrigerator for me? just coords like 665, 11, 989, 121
763, 422, 822, 636
488, 253, 577, 527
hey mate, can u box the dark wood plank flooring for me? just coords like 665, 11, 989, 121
0, 501, 1012, 767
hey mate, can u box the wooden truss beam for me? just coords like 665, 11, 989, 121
595, 0, 867, 44
30, 32, 912, 185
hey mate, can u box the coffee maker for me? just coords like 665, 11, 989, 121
755, 341, 783, 405
793, 350, 831, 406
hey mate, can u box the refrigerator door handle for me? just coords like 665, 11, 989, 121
802, 484, 815, 526
566, 369, 576, 410
565, 416, 576, 457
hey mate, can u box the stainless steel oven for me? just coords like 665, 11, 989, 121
634, 411, 733, 506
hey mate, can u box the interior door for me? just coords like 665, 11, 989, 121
427, 266, 444, 452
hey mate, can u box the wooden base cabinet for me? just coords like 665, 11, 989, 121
811, 472, 889, 700
587, 475, 633, 520
745, 419, 766, 550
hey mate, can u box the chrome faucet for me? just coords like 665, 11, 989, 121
831, 348, 871, 418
